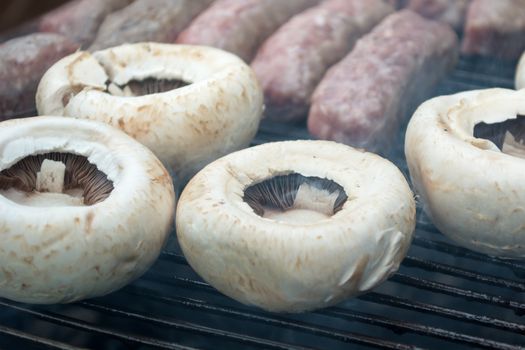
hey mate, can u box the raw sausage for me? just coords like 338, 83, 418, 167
177, 0, 320, 62
308, 10, 458, 153
89, 0, 213, 51
461, 0, 525, 59
0, 33, 78, 120
39, 0, 132, 47
251, 0, 393, 122
403, 0, 470, 31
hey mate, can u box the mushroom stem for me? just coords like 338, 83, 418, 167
36, 159, 66, 193
293, 183, 339, 216
261, 183, 340, 224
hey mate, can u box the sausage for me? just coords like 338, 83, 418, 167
461, 0, 525, 59
403, 0, 470, 30
251, 0, 393, 122
0, 33, 78, 120
176, 0, 320, 62
308, 10, 458, 153
0, 19, 39, 44
89, 0, 214, 51
39, 0, 132, 48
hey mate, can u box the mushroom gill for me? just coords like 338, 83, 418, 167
106, 78, 192, 97
126, 78, 191, 96
474, 115, 525, 159
0, 152, 113, 206
243, 173, 348, 224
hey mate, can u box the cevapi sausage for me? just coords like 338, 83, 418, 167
461, 0, 525, 59
39, 0, 132, 48
89, 0, 214, 51
251, 0, 393, 122
0, 33, 78, 120
403, 0, 470, 31
176, 0, 320, 62
308, 10, 458, 153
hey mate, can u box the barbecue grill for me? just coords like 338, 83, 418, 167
0, 56, 524, 350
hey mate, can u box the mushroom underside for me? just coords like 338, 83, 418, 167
108, 78, 191, 97
474, 115, 525, 158
243, 173, 348, 224
0, 152, 113, 207
62, 78, 192, 108
62, 53, 194, 107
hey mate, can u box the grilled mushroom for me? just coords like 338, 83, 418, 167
35, 42, 263, 181
405, 88, 525, 258
176, 140, 415, 312
0, 117, 175, 303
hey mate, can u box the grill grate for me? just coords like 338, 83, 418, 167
0, 56, 524, 350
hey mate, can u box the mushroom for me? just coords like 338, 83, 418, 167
176, 140, 415, 312
405, 88, 525, 258
35, 42, 264, 182
0, 116, 175, 303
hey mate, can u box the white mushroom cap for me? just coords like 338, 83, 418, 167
36, 43, 264, 181
0, 116, 175, 303
405, 88, 525, 258
516, 52, 525, 90
176, 140, 415, 313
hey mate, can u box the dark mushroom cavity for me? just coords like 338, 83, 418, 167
243, 173, 348, 224
106, 78, 192, 97
0, 152, 113, 207
124, 78, 191, 96
474, 115, 525, 158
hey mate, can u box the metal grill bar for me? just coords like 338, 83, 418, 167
160, 251, 189, 263
159, 252, 525, 314
359, 293, 525, 335
323, 308, 523, 350
412, 236, 525, 277
119, 287, 419, 350
162, 250, 525, 292
142, 271, 525, 348
0, 324, 84, 350
391, 274, 525, 314
455, 57, 517, 76
402, 256, 525, 292
78, 301, 314, 350
0, 302, 196, 350
147, 269, 525, 335
449, 70, 514, 88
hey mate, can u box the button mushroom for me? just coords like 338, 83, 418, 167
405, 88, 525, 258
0, 116, 175, 303
176, 140, 416, 312
35, 42, 264, 182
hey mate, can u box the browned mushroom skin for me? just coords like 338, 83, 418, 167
243, 173, 348, 217
0, 153, 113, 206
37, 43, 264, 182
0, 116, 176, 304
405, 88, 525, 258
176, 139, 416, 312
